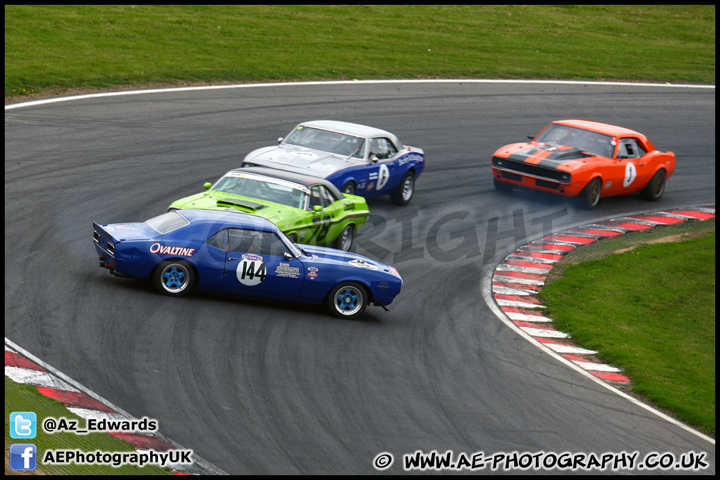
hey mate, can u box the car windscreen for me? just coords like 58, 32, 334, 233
212, 172, 308, 210
146, 211, 190, 234
284, 126, 366, 159
535, 124, 615, 158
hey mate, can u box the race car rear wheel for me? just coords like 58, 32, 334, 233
390, 171, 415, 206
332, 224, 354, 251
341, 181, 356, 195
153, 260, 195, 297
640, 169, 666, 201
577, 177, 602, 210
327, 282, 368, 319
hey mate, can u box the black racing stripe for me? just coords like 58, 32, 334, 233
508, 145, 591, 169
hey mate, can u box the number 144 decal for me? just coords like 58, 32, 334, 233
237, 258, 267, 286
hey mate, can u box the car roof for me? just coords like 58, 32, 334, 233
552, 119, 646, 139
297, 120, 401, 146
174, 208, 279, 232
228, 166, 345, 198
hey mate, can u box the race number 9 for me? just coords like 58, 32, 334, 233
623, 162, 637, 187
237, 258, 267, 286
377, 164, 390, 190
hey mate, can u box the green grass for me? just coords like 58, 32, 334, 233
4, 5, 715, 98
539, 221, 715, 437
5, 377, 172, 475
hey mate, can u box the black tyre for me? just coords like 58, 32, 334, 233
332, 225, 354, 251
153, 260, 195, 297
576, 177, 602, 210
390, 171, 415, 206
493, 178, 514, 192
639, 169, 666, 201
341, 181, 356, 195
326, 282, 368, 319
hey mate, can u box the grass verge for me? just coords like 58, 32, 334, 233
539, 219, 715, 437
5, 5, 715, 99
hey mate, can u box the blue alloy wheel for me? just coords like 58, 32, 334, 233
328, 282, 368, 318
155, 261, 194, 296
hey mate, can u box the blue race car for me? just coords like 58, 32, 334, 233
93, 209, 402, 318
241, 120, 425, 206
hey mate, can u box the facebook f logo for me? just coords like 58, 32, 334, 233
10, 411, 37, 438
10, 444, 37, 471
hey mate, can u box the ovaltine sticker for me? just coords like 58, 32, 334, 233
150, 243, 195, 257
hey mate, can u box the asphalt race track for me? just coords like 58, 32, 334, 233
5, 81, 716, 474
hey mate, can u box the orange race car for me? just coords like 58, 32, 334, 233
490, 119, 676, 209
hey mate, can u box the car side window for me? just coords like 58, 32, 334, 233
308, 187, 324, 210
205, 229, 228, 251
319, 186, 337, 206
227, 228, 287, 257
617, 138, 646, 159
369, 138, 398, 160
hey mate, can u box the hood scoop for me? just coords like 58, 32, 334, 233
217, 198, 267, 211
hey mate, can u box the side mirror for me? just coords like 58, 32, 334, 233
527, 136, 535, 141
203, 182, 212, 190
284, 252, 293, 260
370, 155, 379, 163
277, 137, 284, 144
313, 205, 323, 212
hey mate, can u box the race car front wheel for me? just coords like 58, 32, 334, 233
640, 169, 666, 201
327, 282, 368, 319
332, 224, 354, 251
576, 177, 602, 210
341, 181, 356, 195
390, 171, 415, 206
153, 260, 195, 297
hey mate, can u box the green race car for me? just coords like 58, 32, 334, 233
168, 167, 369, 251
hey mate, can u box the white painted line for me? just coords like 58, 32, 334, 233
495, 299, 547, 309
543, 343, 598, 355
493, 274, 545, 286
572, 361, 622, 373
495, 264, 550, 275
521, 327, 569, 338
6, 79, 712, 111
505, 312, 553, 322
492, 285, 539, 296
67, 407, 130, 423
5, 366, 80, 392
506, 254, 558, 264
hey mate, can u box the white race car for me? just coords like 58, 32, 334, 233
241, 120, 425, 206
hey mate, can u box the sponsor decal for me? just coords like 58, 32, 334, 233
150, 243, 195, 257
349, 259, 378, 270
367, 182, 375, 191
344, 203, 356, 211
275, 262, 300, 279
307, 266, 319, 279
398, 153, 424, 166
